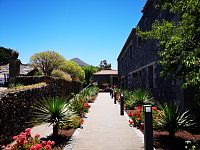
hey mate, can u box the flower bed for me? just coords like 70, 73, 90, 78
1, 85, 99, 150
118, 88, 200, 149
2, 128, 55, 150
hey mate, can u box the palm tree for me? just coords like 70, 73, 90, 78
34, 97, 71, 137
157, 102, 195, 138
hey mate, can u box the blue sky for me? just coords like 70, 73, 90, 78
0, 0, 146, 69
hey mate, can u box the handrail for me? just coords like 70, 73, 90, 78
79, 83, 91, 93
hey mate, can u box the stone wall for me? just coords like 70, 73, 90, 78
0, 76, 82, 140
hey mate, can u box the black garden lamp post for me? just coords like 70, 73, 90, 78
120, 94, 124, 115
143, 105, 153, 150
114, 91, 117, 104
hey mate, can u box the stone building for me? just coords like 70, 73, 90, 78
0, 64, 37, 86
92, 70, 118, 90
117, 0, 187, 107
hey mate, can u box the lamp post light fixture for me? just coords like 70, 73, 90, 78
143, 105, 153, 150
114, 91, 117, 104
120, 94, 124, 115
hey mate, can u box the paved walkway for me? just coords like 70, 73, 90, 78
71, 93, 144, 150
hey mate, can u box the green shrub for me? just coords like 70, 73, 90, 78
60, 115, 82, 129
115, 87, 121, 93
157, 102, 195, 137
132, 89, 153, 107
124, 90, 135, 109
51, 69, 72, 81
9, 83, 24, 88
34, 97, 72, 136
34, 70, 44, 76
69, 96, 89, 117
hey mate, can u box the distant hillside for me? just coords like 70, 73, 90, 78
70, 58, 90, 67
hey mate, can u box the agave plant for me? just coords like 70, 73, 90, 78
132, 89, 153, 107
157, 102, 195, 137
34, 97, 71, 137
123, 90, 134, 100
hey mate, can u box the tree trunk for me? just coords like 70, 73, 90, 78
53, 123, 59, 137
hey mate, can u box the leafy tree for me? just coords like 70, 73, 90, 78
99, 60, 111, 70
140, 0, 200, 87
60, 60, 85, 81
0, 47, 18, 65
82, 66, 98, 85
51, 69, 72, 81
30, 51, 65, 75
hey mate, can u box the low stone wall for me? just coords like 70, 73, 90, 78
0, 76, 82, 141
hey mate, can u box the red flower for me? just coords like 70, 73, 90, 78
19, 132, 26, 140
135, 114, 140, 118
137, 105, 142, 110
128, 120, 133, 125
138, 117, 142, 121
152, 107, 157, 111
128, 112, 133, 117
84, 102, 90, 108
30, 145, 36, 150
44, 144, 51, 150
13, 136, 18, 140
51, 141, 55, 145
25, 128, 31, 134
141, 122, 144, 126
47, 140, 52, 145
35, 144, 42, 150
42, 141, 47, 145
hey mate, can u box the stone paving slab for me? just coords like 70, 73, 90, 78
31, 123, 53, 138
71, 93, 144, 150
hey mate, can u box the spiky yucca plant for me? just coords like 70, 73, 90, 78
132, 89, 153, 107
157, 102, 195, 137
34, 97, 71, 137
